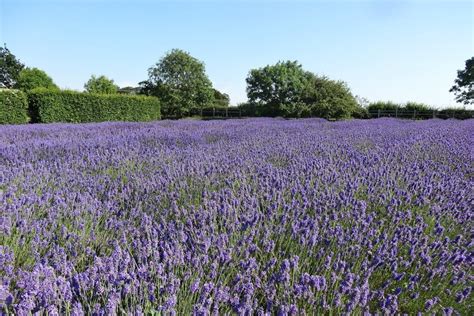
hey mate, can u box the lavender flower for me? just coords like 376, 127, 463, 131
0, 118, 471, 314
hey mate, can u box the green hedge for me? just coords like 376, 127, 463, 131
0, 89, 29, 124
438, 108, 473, 120
28, 89, 161, 123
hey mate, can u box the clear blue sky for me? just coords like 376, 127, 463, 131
1, 0, 473, 108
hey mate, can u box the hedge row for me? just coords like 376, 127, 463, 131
0, 89, 29, 124
28, 89, 161, 123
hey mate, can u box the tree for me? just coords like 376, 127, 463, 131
143, 49, 214, 117
0, 44, 25, 88
84, 75, 118, 94
14, 67, 58, 91
245, 61, 358, 118
450, 57, 474, 105
212, 88, 230, 108
246, 61, 312, 116
303, 74, 359, 119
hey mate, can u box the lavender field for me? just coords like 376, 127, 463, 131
0, 118, 472, 315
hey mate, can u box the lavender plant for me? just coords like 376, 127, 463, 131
0, 118, 472, 315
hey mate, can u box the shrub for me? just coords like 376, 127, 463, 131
28, 89, 160, 123
280, 102, 312, 118
304, 75, 358, 119
438, 107, 473, 120
367, 101, 401, 111
212, 89, 230, 108
351, 106, 370, 119
237, 102, 257, 117
0, 89, 29, 124
403, 102, 433, 111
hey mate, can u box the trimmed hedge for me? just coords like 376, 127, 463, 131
0, 89, 29, 124
28, 89, 161, 123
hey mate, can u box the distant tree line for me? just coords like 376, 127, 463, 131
1, 43, 473, 123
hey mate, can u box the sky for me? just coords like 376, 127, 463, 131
1, 0, 473, 108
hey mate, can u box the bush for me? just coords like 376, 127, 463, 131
237, 102, 257, 117
351, 106, 370, 119
28, 89, 160, 123
303, 75, 358, 119
438, 108, 473, 120
0, 89, 29, 124
367, 101, 401, 111
403, 102, 433, 111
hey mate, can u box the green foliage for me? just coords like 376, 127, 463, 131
14, 67, 58, 92
143, 49, 214, 117
280, 102, 312, 118
0, 44, 25, 88
246, 60, 312, 117
367, 101, 401, 111
237, 102, 257, 116
450, 57, 474, 105
351, 106, 370, 119
27, 89, 160, 123
438, 107, 473, 120
84, 75, 118, 94
0, 89, 29, 124
404, 102, 432, 111
368, 101, 436, 118
246, 61, 358, 119
304, 75, 359, 119
213, 88, 230, 108
351, 96, 370, 119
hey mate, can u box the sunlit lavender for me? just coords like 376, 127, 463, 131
0, 118, 472, 315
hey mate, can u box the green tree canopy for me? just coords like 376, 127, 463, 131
142, 49, 214, 117
246, 61, 312, 116
212, 88, 230, 108
304, 74, 359, 119
0, 44, 25, 88
84, 75, 118, 94
246, 61, 358, 118
14, 67, 58, 91
450, 57, 474, 105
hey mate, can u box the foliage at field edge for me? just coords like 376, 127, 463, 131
27, 89, 161, 123
245, 61, 360, 119
0, 118, 472, 315
140, 49, 215, 118
14, 68, 59, 92
84, 75, 119, 95
0, 89, 29, 124
450, 56, 474, 106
